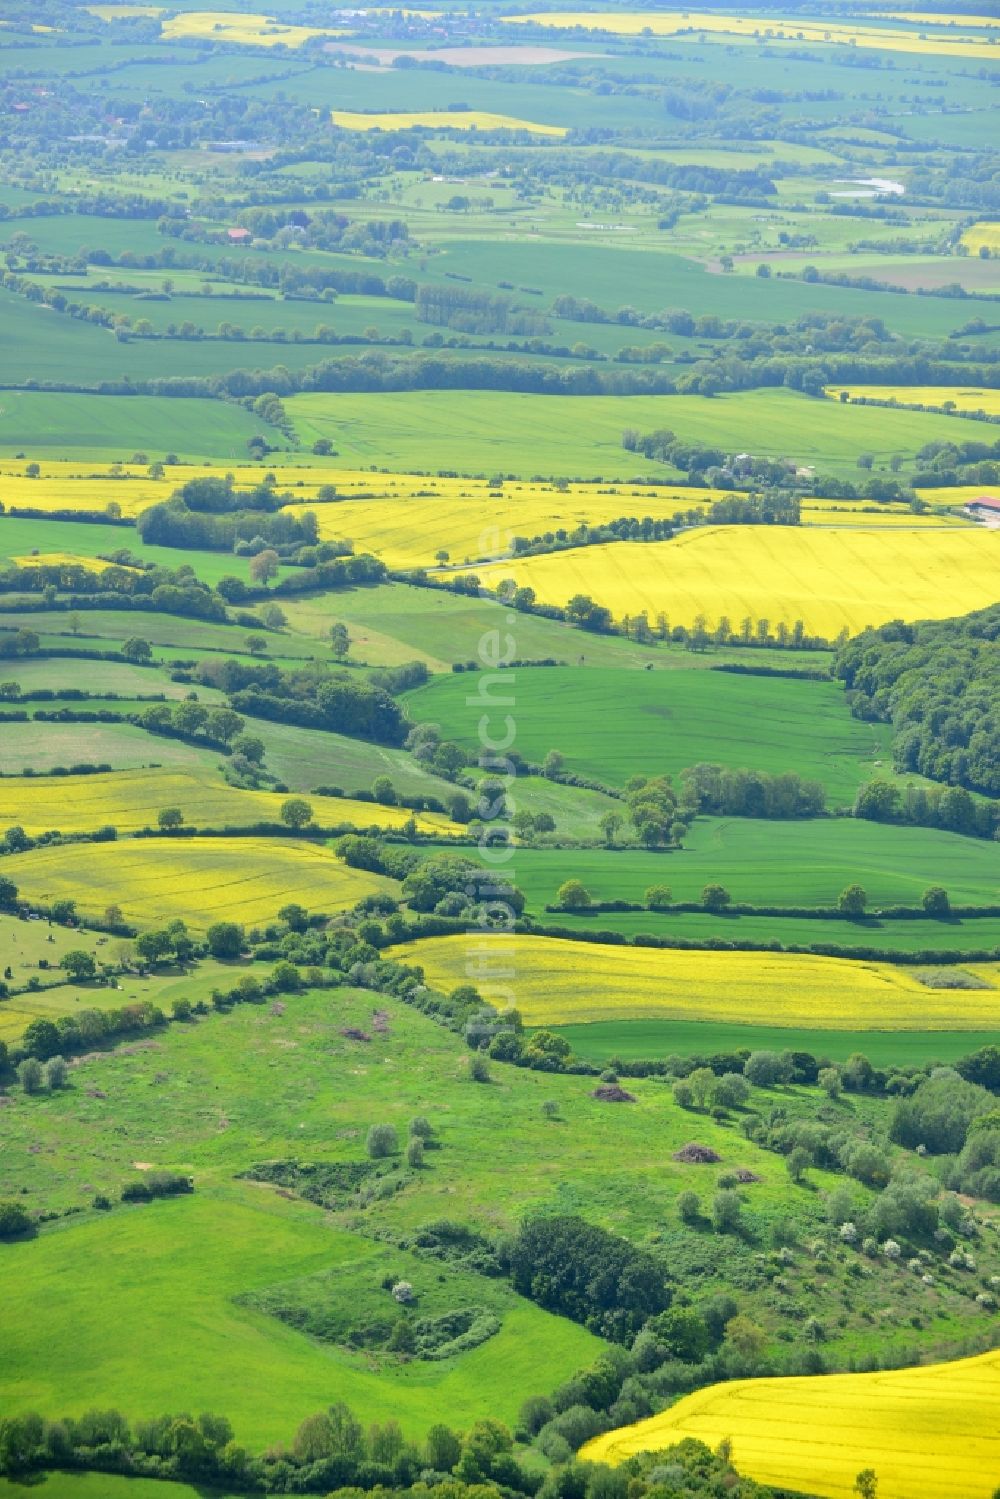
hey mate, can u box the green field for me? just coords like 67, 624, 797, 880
549, 1020, 1000, 1068
513, 819, 1000, 908
0, 392, 273, 462
285, 389, 986, 478
407, 666, 892, 802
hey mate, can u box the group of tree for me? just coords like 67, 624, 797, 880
680, 763, 825, 819
837, 605, 1000, 796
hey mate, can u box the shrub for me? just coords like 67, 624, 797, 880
43, 1055, 68, 1090
0, 1200, 32, 1238
406, 1137, 425, 1168
367, 1123, 399, 1158
712, 1189, 742, 1233
677, 1190, 701, 1224
17, 1057, 44, 1093
468, 1054, 491, 1083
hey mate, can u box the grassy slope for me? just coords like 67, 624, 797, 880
3, 985, 995, 1440
406, 666, 892, 803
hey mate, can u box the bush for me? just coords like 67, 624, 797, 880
0, 1200, 32, 1238
677, 1190, 701, 1224
468, 1054, 491, 1083
43, 1055, 68, 1090
17, 1057, 44, 1093
406, 1137, 424, 1168
366, 1123, 399, 1158
711, 1189, 742, 1233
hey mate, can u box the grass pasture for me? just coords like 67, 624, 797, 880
392, 933, 1000, 1030
0, 722, 219, 776
7, 836, 395, 930
0, 1189, 601, 1443
0, 768, 460, 837
406, 666, 892, 802
474, 525, 1000, 638
581, 1349, 1000, 1499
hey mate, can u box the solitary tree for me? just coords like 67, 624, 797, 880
557, 879, 591, 909
62, 950, 96, 982
701, 883, 731, 911
330, 622, 351, 659
157, 807, 184, 830
122, 636, 152, 663
249, 549, 279, 585
854, 1472, 878, 1499
599, 810, 623, 846
922, 885, 950, 916
838, 883, 868, 916
280, 797, 313, 829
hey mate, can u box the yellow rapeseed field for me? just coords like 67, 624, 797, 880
285, 484, 713, 569
876, 10, 1000, 26
505, 10, 1000, 57
331, 110, 566, 136
827, 384, 1000, 415
581, 1349, 1000, 1499
962, 222, 1000, 253
0, 769, 460, 838
10, 837, 394, 930
909, 483, 1000, 507
474, 525, 1000, 637
1, 475, 167, 516
388, 934, 1000, 1030
86, 3, 162, 16
801, 500, 966, 528
161, 11, 344, 45
11, 552, 137, 573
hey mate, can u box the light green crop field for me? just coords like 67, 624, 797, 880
512, 819, 1000, 909
407, 666, 893, 803
284, 388, 988, 478
550, 1020, 1000, 1068
0, 392, 273, 461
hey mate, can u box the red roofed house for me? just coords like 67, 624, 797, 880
964, 495, 1000, 526
226, 226, 251, 243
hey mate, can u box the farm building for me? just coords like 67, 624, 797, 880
963, 494, 1000, 526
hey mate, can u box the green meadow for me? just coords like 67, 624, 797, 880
406, 666, 893, 802
5, 979, 995, 1441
